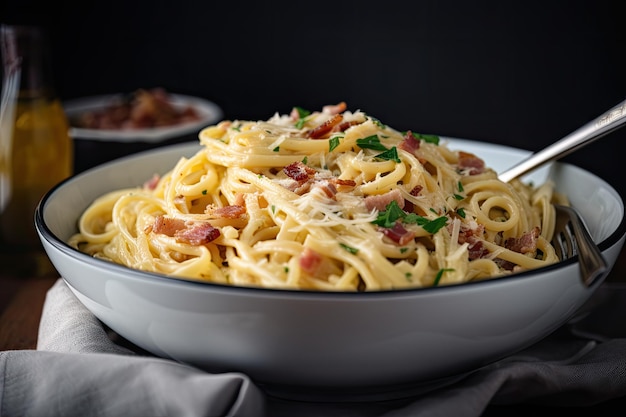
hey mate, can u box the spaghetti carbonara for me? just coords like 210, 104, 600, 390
69, 102, 565, 291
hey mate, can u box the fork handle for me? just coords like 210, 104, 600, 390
499, 98, 626, 183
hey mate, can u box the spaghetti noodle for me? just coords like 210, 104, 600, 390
68, 102, 565, 291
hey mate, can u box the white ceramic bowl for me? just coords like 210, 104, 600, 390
35, 139, 626, 392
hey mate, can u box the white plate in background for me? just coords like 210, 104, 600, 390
64, 94, 223, 143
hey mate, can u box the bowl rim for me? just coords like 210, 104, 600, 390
35, 141, 626, 298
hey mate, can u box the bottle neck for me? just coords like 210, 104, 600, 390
1, 24, 56, 99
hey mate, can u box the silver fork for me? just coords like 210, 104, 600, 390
497, 99, 626, 287
552, 204, 608, 287
498, 98, 626, 183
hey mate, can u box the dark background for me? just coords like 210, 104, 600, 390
3, 2, 626, 414
3, 0, 626, 197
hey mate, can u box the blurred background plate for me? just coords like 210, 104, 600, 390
64, 93, 223, 142
64, 93, 223, 173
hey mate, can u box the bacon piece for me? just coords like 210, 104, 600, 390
468, 240, 489, 260
299, 247, 323, 275
322, 102, 347, 115
233, 193, 245, 207
398, 131, 421, 154
205, 205, 246, 219
331, 120, 359, 133
283, 161, 317, 183
403, 186, 423, 214
505, 227, 540, 254
329, 178, 356, 189
458, 151, 486, 175
152, 215, 186, 236
305, 114, 343, 139
291, 181, 312, 195
455, 222, 485, 245
380, 222, 416, 245
152, 215, 220, 246
175, 223, 220, 245
143, 174, 161, 190
364, 189, 405, 212
312, 180, 338, 199
409, 185, 423, 196
282, 163, 356, 197
452, 221, 490, 260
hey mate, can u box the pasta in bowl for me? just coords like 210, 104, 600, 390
68, 103, 565, 291
35, 103, 625, 389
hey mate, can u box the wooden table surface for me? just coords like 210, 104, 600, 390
0, 249, 59, 350
2, 246, 626, 415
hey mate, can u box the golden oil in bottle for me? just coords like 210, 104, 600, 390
1, 24, 73, 276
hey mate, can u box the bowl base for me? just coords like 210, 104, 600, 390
259, 371, 470, 403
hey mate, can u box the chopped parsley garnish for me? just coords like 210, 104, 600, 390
202, 189, 207, 195
295, 106, 310, 118
368, 116, 385, 128
456, 208, 466, 218
294, 106, 311, 129
409, 132, 440, 145
453, 194, 464, 200
457, 181, 464, 192
412, 215, 448, 233
374, 147, 400, 163
372, 200, 448, 233
339, 243, 359, 254
329, 136, 341, 152
302, 156, 308, 164
273, 146, 280, 152
372, 200, 406, 228
356, 135, 388, 151
354, 134, 399, 162
433, 268, 454, 286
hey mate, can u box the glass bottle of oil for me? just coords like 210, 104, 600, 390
0, 24, 73, 276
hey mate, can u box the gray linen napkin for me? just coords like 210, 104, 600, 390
1, 278, 626, 417
0, 279, 266, 417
